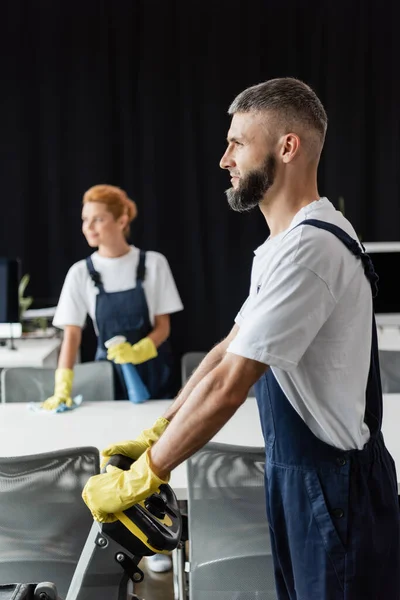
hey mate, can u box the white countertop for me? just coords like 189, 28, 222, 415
0, 394, 399, 498
377, 326, 400, 350
0, 397, 263, 499
0, 337, 62, 367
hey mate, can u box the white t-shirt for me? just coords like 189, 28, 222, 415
228, 197, 372, 451
53, 246, 183, 334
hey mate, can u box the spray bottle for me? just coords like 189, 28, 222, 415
105, 335, 150, 404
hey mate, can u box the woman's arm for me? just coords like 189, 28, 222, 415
57, 325, 82, 369
40, 325, 82, 409
147, 314, 170, 348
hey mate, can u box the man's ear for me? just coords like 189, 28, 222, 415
280, 133, 300, 163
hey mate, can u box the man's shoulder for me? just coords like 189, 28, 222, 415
285, 217, 357, 264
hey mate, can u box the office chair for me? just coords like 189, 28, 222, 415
186, 442, 277, 599
0, 447, 99, 598
0, 361, 115, 403
379, 350, 400, 393
181, 352, 206, 386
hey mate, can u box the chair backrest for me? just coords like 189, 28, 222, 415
186, 442, 277, 600
0, 447, 99, 597
181, 352, 206, 386
379, 350, 400, 393
0, 361, 115, 403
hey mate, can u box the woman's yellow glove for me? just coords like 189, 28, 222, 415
82, 448, 169, 523
100, 416, 169, 470
106, 337, 157, 365
40, 368, 74, 410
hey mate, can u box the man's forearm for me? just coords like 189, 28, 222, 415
150, 351, 266, 479
151, 365, 246, 478
162, 342, 226, 422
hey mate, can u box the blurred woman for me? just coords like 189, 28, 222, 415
45, 183, 183, 405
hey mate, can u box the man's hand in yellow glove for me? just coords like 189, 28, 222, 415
40, 368, 74, 411
106, 337, 157, 365
82, 448, 169, 523
100, 417, 169, 470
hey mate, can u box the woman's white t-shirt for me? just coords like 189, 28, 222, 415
53, 246, 183, 334
228, 198, 372, 451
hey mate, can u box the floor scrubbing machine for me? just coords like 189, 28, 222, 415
0, 455, 183, 600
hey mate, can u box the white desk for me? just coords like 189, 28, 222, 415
377, 326, 400, 351
0, 338, 62, 368
0, 398, 263, 500
0, 395, 399, 498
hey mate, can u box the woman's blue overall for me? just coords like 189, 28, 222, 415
254, 220, 400, 599
86, 250, 173, 399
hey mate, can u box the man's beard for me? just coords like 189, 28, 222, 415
225, 153, 276, 213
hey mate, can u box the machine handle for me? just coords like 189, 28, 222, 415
101, 453, 133, 473
100, 453, 182, 554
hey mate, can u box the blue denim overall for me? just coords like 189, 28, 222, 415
254, 220, 400, 599
86, 250, 173, 399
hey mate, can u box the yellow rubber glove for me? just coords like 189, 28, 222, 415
82, 448, 169, 523
100, 416, 169, 470
107, 336, 157, 365
40, 368, 74, 410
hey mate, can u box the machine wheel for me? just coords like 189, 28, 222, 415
33, 582, 59, 600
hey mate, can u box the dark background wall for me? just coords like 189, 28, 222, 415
1, 0, 399, 381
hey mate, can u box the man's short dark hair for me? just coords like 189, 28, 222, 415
229, 77, 328, 153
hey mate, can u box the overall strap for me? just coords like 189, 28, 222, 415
136, 250, 146, 282
297, 218, 382, 433
298, 219, 379, 297
85, 256, 105, 293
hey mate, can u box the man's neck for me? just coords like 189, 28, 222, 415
260, 183, 320, 238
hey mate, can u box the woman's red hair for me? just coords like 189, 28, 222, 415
83, 184, 137, 237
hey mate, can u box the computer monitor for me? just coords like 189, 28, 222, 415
363, 242, 400, 326
0, 258, 20, 324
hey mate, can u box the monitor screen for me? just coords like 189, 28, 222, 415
0, 258, 20, 324
363, 242, 400, 320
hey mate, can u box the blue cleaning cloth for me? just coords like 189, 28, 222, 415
28, 395, 83, 413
